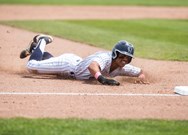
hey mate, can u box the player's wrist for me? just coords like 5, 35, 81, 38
95, 72, 107, 85
94, 72, 102, 79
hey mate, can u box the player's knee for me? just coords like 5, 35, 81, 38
27, 60, 39, 73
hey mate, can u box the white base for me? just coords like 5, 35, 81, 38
174, 86, 188, 95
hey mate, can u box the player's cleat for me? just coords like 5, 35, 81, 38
33, 34, 53, 44
19, 41, 37, 59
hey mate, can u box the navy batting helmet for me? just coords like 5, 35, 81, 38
112, 40, 134, 63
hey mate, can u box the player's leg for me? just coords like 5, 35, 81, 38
20, 41, 37, 59
20, 34, 53, 59
24, 35, 62, 74
29, 39, 46, 61
27, 53, 82, 77
42, 52, 54, 60
29, 35, 53, 61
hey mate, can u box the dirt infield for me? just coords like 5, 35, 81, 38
0, 6, 188, 120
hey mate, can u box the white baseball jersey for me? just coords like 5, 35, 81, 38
27, 51, 141, 80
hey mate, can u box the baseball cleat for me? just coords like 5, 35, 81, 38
19, 41, 37, 59
33, 34, 53, 44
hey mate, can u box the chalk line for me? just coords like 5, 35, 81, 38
0, 92, 180, 97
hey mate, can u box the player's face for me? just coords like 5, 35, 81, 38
115, 54, 130, 67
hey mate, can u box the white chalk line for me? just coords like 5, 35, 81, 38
0, 92, 180, 97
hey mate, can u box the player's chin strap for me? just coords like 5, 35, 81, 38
95, 72, 120, 86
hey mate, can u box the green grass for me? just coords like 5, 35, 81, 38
1, 19, 187, 61
0, 118, 188, 135
0, 0, 188, 6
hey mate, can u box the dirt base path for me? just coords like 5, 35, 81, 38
0, 6, 188, 120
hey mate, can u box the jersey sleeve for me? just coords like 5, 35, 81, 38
92, 56, 107, 71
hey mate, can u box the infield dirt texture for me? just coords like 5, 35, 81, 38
0, 5, 188, 120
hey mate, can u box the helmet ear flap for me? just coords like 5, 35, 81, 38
112, 49, 117, 59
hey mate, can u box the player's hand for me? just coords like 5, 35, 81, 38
97, 75, 120, 86
135, 73, 150, 84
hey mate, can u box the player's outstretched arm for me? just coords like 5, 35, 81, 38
88, 61, 120, 86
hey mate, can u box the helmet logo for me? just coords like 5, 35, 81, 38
128, 46, 133, 53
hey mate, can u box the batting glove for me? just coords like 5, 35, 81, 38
97, 75, 120, 86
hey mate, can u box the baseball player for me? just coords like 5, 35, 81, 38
20, 34, 149, 86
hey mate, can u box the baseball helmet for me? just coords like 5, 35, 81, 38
112, 40, 134, 63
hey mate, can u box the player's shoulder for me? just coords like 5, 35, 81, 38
94, 51, 111, 56
93, 51, 112, 63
